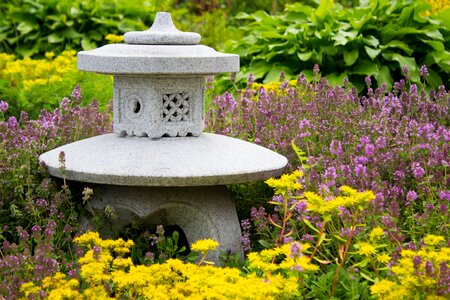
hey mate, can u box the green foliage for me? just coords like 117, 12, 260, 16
229, 0, 450, 90
0, 0, 153, 58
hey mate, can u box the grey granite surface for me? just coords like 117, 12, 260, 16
39, 133, 288, 186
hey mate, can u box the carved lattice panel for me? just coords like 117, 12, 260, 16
162, 92, 190, 122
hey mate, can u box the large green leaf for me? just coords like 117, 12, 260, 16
420, 39, 444, 51
364, 46, 381, 60
351, 60, 378, 76
380, 40, 413, 56
343, 48, 359, 66
315, 0, 334, 20
374, 65, 393, 88
362, 35, 379, 48
298, 51, 313, 61
382, 53, 419, 81
327, 72, 348, 86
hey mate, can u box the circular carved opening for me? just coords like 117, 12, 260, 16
133, 100, 141, 114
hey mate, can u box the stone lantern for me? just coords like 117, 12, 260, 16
40, 12, 287, 263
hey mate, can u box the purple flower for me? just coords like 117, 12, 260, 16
71, 84, 82, 100
247, 73, 254, 86
439, 191, 450, 201
31, 225, 41, 239
365, 76, 372, 87
365, 144, 375, 156
0, 100, 8, 113
420, 65, 429, 78
329, 140, 343, 155
241, 219, 252, 251
8, 116, 18, 128
413, 255, 422, 268
402, 65, 410, 80
411, 162, 425, 178
145, 252, 155, 261
406, 191, 418, 203
313, 64, 320, 75
425, 261, 435, 276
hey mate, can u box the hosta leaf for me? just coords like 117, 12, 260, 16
343, 49, 358, 66
382, 53, 419, 80
374, 65, 393, 88
249, 60, 271, 81
47, 33, 64, 43
380, 40, 413, 56
421, 39, 444, 51
364, 46, 381, 60
81, 38, 96, 50
425, 28, 443, 41
264, 65, 294, 83
298, 51, 313, 61
315, 0, 334, 19
398, 6, 413, 26
333, 30, 358, 46
426, 69, 443, 87
362, 35, 379, 48
17, 22, 35, 35
351, 60, 378, 75
327, 72, 348, 86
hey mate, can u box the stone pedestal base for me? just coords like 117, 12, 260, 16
83, 185, 243, 264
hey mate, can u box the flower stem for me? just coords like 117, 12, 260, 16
330, 212, 358, 298
311, 221, 326, 259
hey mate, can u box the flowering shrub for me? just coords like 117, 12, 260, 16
0, 51, 112, 117
0, 87, 111, 299
371, 234, 449, 299
21, 232, 303, 299
207, 67, 449, 245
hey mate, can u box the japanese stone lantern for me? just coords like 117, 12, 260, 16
39, 12, 287, 263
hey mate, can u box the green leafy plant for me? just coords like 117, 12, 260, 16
0, 0, 153, 58
230, 0, 450, 90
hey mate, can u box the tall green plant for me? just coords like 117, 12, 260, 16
230, 0, 450, 90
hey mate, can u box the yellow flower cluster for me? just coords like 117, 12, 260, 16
423, 0, 450, 15
265, 170, 303, 195
247, 242, 318, 275
105, 34, 124, 43
356, 242, 377, 256
370, 234, 449, 299
303, 186, 375, 215
0, 50, 76, 89
21, 232, 303, 299
252, 80, 298, 92
191, 239, 219, 255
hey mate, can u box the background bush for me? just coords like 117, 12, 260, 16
0, 0, 156, 58
229, 0, 450, 90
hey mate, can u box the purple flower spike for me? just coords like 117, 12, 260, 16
0, 100, 9, 113
420, 65, 429, 78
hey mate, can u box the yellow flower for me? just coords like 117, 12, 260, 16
191, 239, 219, 254
370, 227, 385, 240
376, 253, 391, 264
356, 242, 377, 256
45, 52, 55, 59
265, 170, 303, 195
424, 234, 445, 246
105, 34, 124, 43
370, 279, 396, 296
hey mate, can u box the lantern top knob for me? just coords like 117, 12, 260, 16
124, 12, 201, 45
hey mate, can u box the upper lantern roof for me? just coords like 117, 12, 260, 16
77, 12, 239, 75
